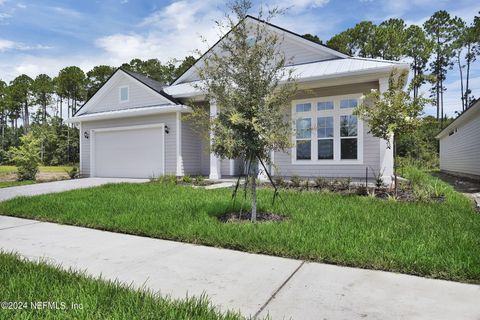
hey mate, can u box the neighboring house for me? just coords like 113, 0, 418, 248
436, 99, 480, 180
69, 16, 409, 180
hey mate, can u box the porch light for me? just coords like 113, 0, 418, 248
165, 125, 170, 134
84, 131, 89, 139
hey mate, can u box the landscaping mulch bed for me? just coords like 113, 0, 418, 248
218, 211, 287, 223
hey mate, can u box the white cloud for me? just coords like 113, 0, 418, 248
0, 38, 15, 51
0, 38, 53, 52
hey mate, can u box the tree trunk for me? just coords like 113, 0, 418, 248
251, 173, 257, 222
457, 53, 465, 111
465, 43, 471, 108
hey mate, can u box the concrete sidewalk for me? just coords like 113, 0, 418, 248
1, 216, 479, 319
0, 177, 148, 202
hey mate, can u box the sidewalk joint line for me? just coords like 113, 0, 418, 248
253, 260, 305, 319
0, 221, 42, 231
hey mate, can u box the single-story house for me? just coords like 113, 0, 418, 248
436, 99, 480, 180
69, 16, 409, 180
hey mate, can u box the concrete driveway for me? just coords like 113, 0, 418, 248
0, 177, 148, 202
0, 216, 478, 320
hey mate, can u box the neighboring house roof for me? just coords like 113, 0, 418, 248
436, 99, 480, 139
165, 57, 409, 98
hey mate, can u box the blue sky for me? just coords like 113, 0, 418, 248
0, 0, 479, 116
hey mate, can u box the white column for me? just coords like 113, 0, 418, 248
378, 77, 394, 182
176, 111, 183, 177
209, 100, 221, 179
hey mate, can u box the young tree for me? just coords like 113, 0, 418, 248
193, 0, 297, 221
11, 132, 40, 181
302, 33, 322, 44
354, 70, 428, 194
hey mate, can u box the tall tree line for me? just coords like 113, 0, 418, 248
325, 11, 480, 127
0, 56, 195, 165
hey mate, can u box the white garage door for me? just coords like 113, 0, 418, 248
92, 124, 164, 178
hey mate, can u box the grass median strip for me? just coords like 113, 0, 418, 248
0, 252, 245, 320
0, 168, 478, 283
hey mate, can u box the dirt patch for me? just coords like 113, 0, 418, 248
0, 172, 69, 183
218, 212, 287, 223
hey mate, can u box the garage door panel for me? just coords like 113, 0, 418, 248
93, 125, 164, 178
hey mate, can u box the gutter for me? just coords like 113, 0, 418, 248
66, 105, 192, 123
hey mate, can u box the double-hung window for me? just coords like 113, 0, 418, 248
317, 116, 334, 159
340, 115, 358, 159
296, 118, 312, 160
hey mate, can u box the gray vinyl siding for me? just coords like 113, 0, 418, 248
78, 71, 171, 116
181, 119, 203, 175
80, 113, 177, 177
439, 109, 480, 176
272, 81, 381, 179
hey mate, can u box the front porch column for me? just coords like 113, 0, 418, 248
209, 100, 221, 179
378, 77, 394, 182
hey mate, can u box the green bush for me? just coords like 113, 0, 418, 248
157, 175, 178, 185
66, 166, 79, 179
314, 176, 328, 188
10, 133, 40, 181
193, 175, 205, 185
182, 175, 193, 183
290, 175, 301, 188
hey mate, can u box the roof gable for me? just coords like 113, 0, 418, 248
75, 69, 177, 116
172, 15, 348, 85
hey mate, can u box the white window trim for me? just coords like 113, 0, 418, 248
291, 93, 364, 165
119, 85, 129, 103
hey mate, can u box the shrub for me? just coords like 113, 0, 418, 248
193, 175, 205, 185
182, 175, 193, 183
273, 176, 285, 188
0, 149, 12, 165
314, 177, 328, 188
157, 175, 178, 185
371, 167, 385, 188
290, 175, 301, 188
338, 177, 351, 190
10, 133, 40, 181
66, 166, 79, 179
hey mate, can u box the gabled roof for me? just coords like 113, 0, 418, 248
436, 99, 480, 139
74, 68, 179, 117
171, 15, 349, 86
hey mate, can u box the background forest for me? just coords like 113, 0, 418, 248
1, 9, 479, 169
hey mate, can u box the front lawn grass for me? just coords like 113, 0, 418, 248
0, 165, 74, 174
0, 180, 35, 188
0, 252, 243, 320
0, 168, 479, 283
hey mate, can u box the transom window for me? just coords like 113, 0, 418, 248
340, 99, 357, 109
119, 86, 129, 102
295, 103, 311, 113
292, 94, 363, 163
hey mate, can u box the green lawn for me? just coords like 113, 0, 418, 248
0, 168, 479, 283
0, 180, 35, 188
0, 165, 74, 174
0, 252, 243, 320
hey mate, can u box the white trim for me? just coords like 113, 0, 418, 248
176, 111, 183, 176
291, 93, 364, 165
67, 105, 191, 123
79, 122, 83, 175
229, 159, 235, 176
89, 123, 165, 178
77, 69, 174, 116
119, 85, 129, 103
209, 100, 221, 179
